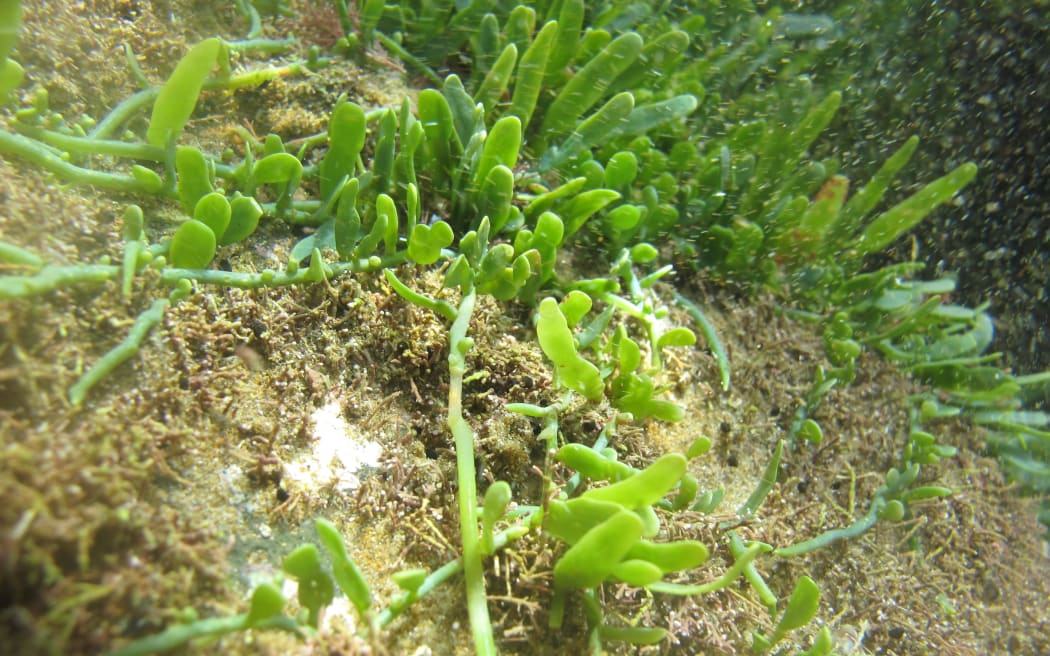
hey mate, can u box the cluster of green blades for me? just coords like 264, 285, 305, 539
1, 1, 1048, 654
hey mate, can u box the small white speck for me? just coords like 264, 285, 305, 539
283, 398, 383, 493
322, 593, 358, 633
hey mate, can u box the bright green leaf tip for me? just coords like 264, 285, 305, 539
147, 38, 224, 147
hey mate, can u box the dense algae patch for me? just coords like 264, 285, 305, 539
0, 1, 1048, 655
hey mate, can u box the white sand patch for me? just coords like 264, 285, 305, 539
283, 398, 383, 493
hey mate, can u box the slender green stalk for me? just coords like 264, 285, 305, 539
225, 37, 297, 53
0, 130, 164, 193
737, 440, 783, 518
1014, 371, 1050, 387
673, 290, 731, 391
375, 31, 442, 86
384, 269, 457, 321
122, 43, 150, 89
377, 559, 461, 629
88, 88, 158, 139
159, 253, 407, 288
774, 500, 884, 557
0, 241, 43, 268
647, 542, 772, 595
333, 0, 353, 37
14, 124, 166, 160
69, 280, 192, 405
729, 531, 777, 616
373, 527, 524, 629
107, 614, 306, 656
232, 0, 262, 39
446, 289, 496, 656
0, 263, 119, 299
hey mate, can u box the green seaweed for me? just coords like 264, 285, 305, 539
147, 38, 228, 148
0, 3, 1046, 654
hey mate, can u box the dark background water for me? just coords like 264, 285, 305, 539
810, 0, 1049, 401
913, 3, 1048, 379
839, 0, 1045, 377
